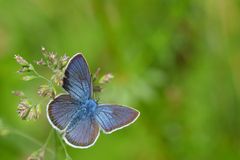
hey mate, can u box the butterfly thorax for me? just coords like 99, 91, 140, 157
66, 99, 97, 132
84, 99, 98, 113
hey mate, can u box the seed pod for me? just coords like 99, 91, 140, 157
14, 55, 29, 66
27, 148, 45, 160
99, 73, 114, 84
22, 75, 36, 81
17, 99, 31, 120
37, 85, 55, 98
35, 59, 46, 65
51, 70, 64, 86
12, 90, 25, 97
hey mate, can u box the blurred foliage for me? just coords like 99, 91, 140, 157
0, 0, 240, 160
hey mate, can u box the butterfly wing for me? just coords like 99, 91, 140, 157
63, 117, 100, 148
63, 53, 92, 102
95, 104, 140, 134
47, 94, 80, 131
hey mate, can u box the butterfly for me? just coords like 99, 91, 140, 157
47, 53, 140, 148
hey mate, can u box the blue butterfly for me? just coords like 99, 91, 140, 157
47, 53, 140, 148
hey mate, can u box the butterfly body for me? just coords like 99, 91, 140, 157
67, 99, 97, 131
47, 53, 140, 148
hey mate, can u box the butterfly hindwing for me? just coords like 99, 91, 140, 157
64, 117, 100, 148
63, 53, 92, 102
47, 94, 80, 130
95, 104, 140, 134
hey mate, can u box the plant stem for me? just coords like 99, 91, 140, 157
42, 129, 53, 149
56, 132, 72, 160
53, 132, 58, 160
32, 67, 54, 87
10, 128, 54, 155
11, 129, 42, 146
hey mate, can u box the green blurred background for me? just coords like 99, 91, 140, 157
0, 0, 240, 160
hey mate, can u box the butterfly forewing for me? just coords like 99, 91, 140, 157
63, 54, 92, 102
95, 104, 140, 134
47, 94, 80, 130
